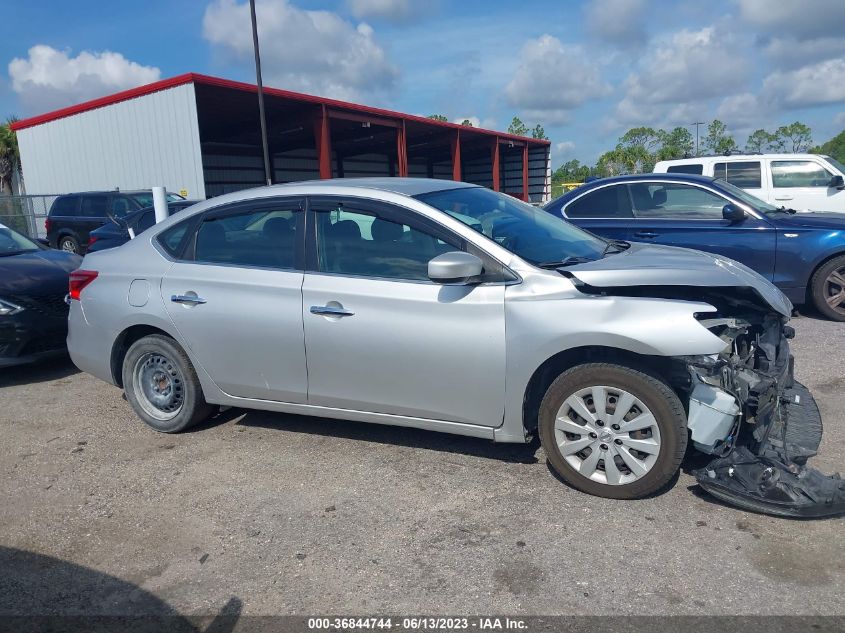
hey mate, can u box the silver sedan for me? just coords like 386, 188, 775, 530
66, 178, 841, 515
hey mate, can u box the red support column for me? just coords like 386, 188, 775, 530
491, 137, 500, 191
522, 143, 529, 201
450, 130, 462, 181
314, 104, 332, 179
396, 120, 408, 177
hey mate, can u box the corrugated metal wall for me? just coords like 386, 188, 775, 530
15, 84, 205, 198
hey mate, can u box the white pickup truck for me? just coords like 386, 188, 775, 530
654, 153, 845, 213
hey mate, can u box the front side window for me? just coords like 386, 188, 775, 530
629, 183, 727, 219
194, 204, 299, 269
417, 186, 608, 266
111, 196, 134, 217
667, 164, 703, 175
314, 203, 458, 281
80, 196, 109, 218
564, 185, 633, 219
771, 160, 833, 188
713, 161, 762, 188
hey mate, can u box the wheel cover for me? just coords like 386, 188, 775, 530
554, 385, 662, 486
823, 267, 845, 316
60, 239, 77, 253
132, 352, 184, 421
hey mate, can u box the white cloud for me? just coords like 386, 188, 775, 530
585, 0, 648, 47
555, 140, 575, 155
451, 116, 496, 129
504, 35, 611, 125
346, 0, 422, 23
762, 58, 845, 108
8, 45, 160, 113
762, 36, 845, 69
716, 93, 764, 127
835, 111, 845, 127
736, 0, 845, 41
203, 0, 399, 101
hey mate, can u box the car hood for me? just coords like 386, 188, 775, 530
0, 249, 82, 295
764, 211, 845, 229
562, 242, 792, 317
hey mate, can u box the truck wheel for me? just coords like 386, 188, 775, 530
59, 235, 80, 253
810, 255, 845, 321
538, 362, 688, 500
122, 334, 214, 433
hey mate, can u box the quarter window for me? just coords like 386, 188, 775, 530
50, 196, 79, 216
80, 196, 109, 218
629, 183, 727, 219
194, 205, 299, 269
314, 204, 458, 281
771, 160, 833, 188
713, 161, 762, 188
667, 164, 704, 175
565, 185, 633, 219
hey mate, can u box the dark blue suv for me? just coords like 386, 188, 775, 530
545, 173, 845, 321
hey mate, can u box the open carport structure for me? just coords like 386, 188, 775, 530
12, 74, 551, 202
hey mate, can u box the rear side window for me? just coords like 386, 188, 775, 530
713, 161, 761, 188
111, 196, 135, 217
565, 185, 633, 219
630, 183, 727, 219
80, 196, 109, 218
667, 164, 703, 175
50, 196, 79, 216
771, 160, 833, 188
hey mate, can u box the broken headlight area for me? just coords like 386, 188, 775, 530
681, 310, 845, 518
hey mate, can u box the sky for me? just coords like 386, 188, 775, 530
4, 0, 845, 168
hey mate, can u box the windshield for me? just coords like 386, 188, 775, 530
415, 187, 608, 265
0, 223, 40, 255
717, 180, 780, 213
824, 155, 845, 175
130, 192, 184, 207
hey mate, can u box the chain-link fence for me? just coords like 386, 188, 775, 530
0, 195, 58, 240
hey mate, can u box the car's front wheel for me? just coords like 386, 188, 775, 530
122, 334, 214, 432
538, 362, 687, 499
810, 254, 845, 321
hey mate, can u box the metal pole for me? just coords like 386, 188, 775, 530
250, 0, 272, 186
152, 187, 168, 225
690, 122, 705, 156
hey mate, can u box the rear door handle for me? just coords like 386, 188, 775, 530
633, 231, 658, 238
171, 294, 207, 305
774, 195, 793, 201
310, 305, 354, 317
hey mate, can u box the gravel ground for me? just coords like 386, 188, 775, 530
0, 312, 843, 618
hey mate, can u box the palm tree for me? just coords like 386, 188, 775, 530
0, 117, 21, 195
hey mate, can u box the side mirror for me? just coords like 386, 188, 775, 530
722, 204, 746, 223
829, 174, 844, 190
428, 251, 483, 284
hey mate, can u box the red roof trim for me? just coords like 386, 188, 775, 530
9, 72, 551, 146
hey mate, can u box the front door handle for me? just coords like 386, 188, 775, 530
171, 294, 207, 305
633, 231, 658, 239
310, 305, 354, 317
774, 195, 793, 201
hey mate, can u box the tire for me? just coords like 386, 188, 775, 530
58, 235, 80, 254
121, 334, 214, 433
538, 362, 687, 500
810, 254, 845, 322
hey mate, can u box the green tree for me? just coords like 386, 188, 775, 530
0, 117, 21, 195
745, 129, 775, 153
703, 119, 737, 155
775, 121, 813, 152
460, 119, 474, 127
810, 129, 845, 163
619, 126, 663, 152
552, 159, 590, 183
508, 116, 529, 136
656, 127, 694, 161
531, 123, 548, 140
428, 114, 448, 122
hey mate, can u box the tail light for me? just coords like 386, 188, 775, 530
68, 270, 98, 301
45, 218, 52, 233
88, 235, 99, 247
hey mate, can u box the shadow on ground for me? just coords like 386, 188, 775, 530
0, 355, 79, 388
0, 546, 240, 631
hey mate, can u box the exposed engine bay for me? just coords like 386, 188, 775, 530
573, 281, 845, 518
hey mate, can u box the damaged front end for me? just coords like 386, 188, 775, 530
684, 305, 845, 518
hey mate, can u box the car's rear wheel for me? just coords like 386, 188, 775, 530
122, 334, 214, 432
810, 254, 845, 321
59, 235, 80, 254
538, 362, 687, 500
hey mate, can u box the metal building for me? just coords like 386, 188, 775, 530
11, 73, 551, 202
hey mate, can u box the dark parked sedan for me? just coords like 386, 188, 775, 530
87, 200, 198, 252
0, 223, 81, 367
545, 173, 845, 321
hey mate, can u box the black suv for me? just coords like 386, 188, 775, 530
46, 191, 184, 253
